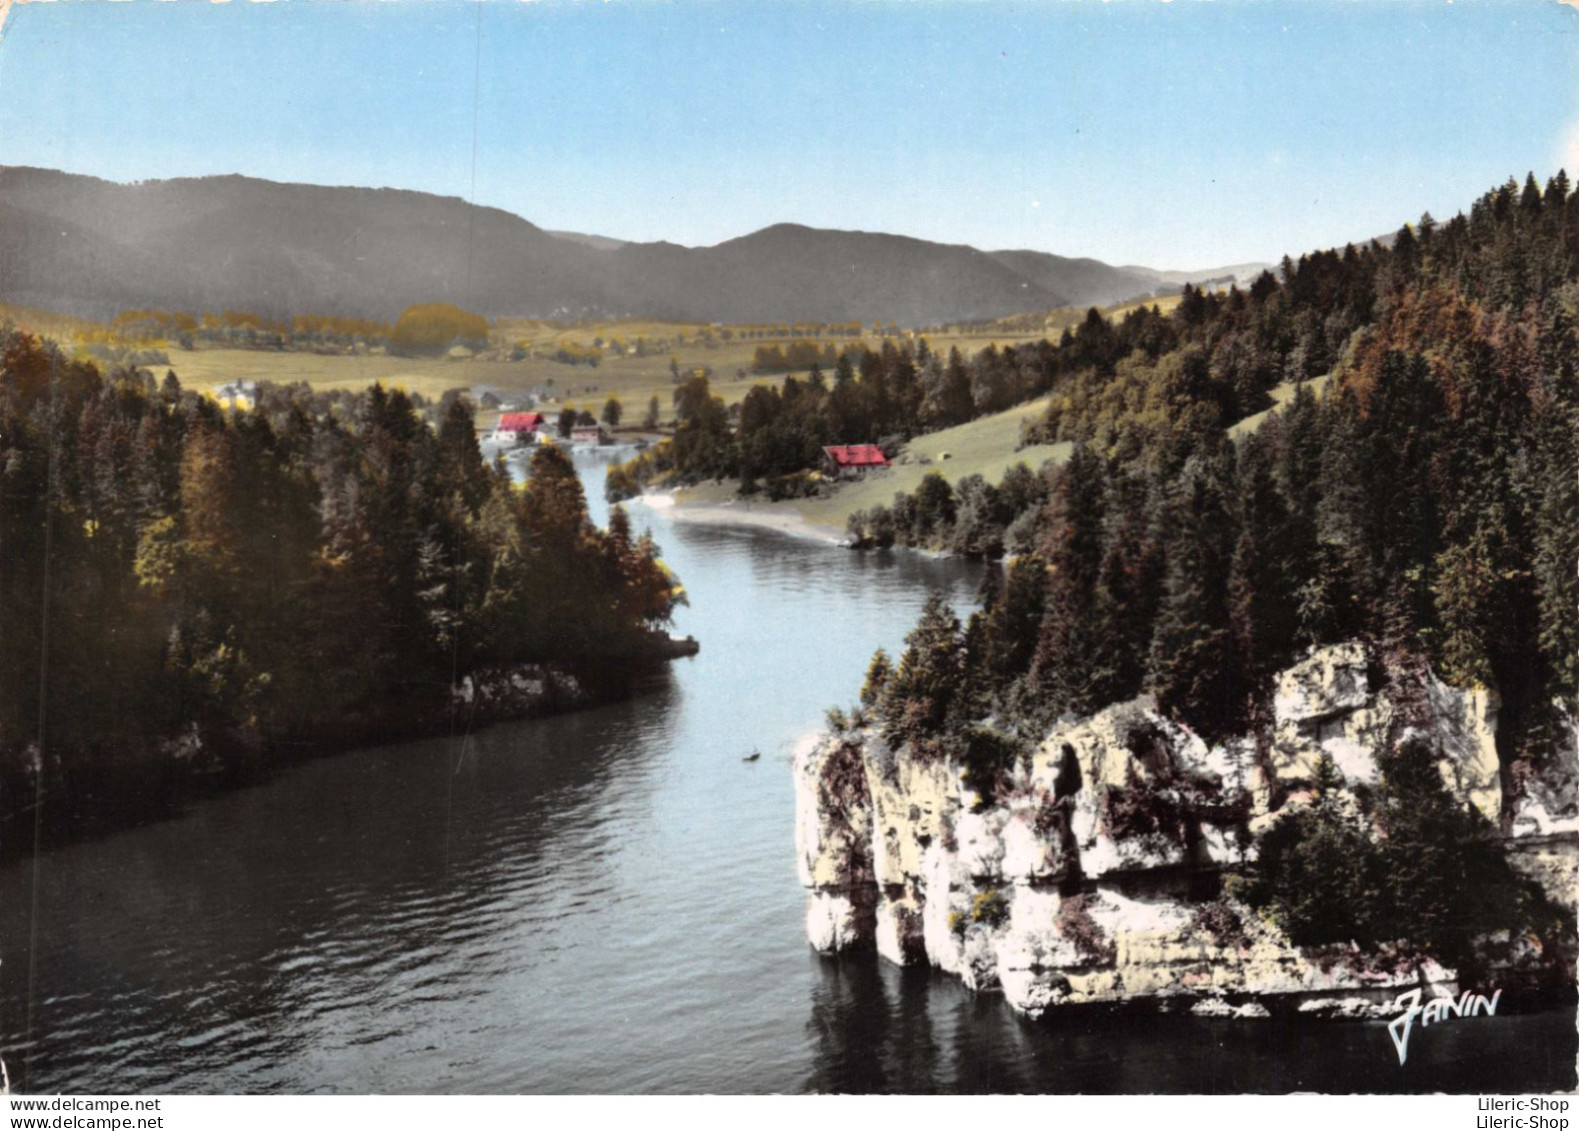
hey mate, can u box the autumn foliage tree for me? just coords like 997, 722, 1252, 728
390, 302, 489, 354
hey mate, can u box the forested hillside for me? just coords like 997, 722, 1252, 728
0, 333, 684, 842
859, 171, 1579, 812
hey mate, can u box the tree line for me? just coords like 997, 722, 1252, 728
83, 303, 495, 357
0, 332, 684, 811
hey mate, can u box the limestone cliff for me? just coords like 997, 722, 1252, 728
794, 642, 1574, 1018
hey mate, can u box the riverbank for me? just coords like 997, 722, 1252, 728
639, 486, 848, 545
0, 637, 697, 862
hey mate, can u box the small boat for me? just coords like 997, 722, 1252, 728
743, 749, 761, 763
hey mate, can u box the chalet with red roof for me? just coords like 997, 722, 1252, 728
493, 412, 546, 445
821, 444, 890, 478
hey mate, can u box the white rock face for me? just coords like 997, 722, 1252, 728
793, 643, 1552, 1017
1191, 998, 1273, 1018
1296, 997, 1395, 1020
956, 807, 1008, 878
794, 733, 877, 952
1274, 642, 1371, 722
1266, 644, 1502, 823
920, 842, 969, 975
1417, 669, 1502, 823
806, 892, 868, 954
1028, 703, 1205, 880
875, 894, 926, 966
1002, 812, 1060, 885
1511, 711, 1579, 839
1270, 644, 1387, 788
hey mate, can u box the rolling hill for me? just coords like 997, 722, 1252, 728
0, 166, 1265, 326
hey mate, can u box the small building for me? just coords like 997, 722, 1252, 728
571, 422, 611, 446
821, 444, 890, 478
494, 411, 546, 445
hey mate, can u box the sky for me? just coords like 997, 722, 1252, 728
0, 0, 1577, 269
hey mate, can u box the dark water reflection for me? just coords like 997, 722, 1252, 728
0, 453, 1571, 1093
803, 958, 1576, 1094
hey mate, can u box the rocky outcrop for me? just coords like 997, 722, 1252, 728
794, 643, 1569, 1018
453, 664, 590, 723
1511, 710, 1579, 839
1266, 642, 1501, 822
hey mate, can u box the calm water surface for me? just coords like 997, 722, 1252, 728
1, 452, 1573, 1093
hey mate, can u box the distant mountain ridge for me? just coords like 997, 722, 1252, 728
0, 166, 1266, 326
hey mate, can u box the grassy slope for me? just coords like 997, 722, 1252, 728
795, 400, 1071, 529
679, 363, 1324, 536
1228, 374, 1332, 438
966, 292, 1183, 338
672, 397, 1072, 533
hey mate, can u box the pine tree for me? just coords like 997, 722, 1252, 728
880, 594, 966, 745
1532, 378, 1579, 705
934, 348, 975, 428
981, 554, 1047, 688
1230, 431, 1301, 685
1147, 441, 1242, 739
860, 648, 893, 708
1029, 445, 1109, 717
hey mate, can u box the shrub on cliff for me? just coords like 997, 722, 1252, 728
1056, 893, 1115, 963
970, 888, 1010, 929
1244, 757, 1388, 949
1368, 737, 1535, 962
1101, 773, 1191, 852
1245, 746, 1556, 969
960, 726, 1023, 811
1188, 897, 1250, 950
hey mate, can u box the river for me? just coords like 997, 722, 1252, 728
0, 450, 1572, 1094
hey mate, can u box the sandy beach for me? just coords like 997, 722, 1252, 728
637, 490, 847, 545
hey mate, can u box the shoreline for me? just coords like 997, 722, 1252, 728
638, 489, 849, 545
0, 646, 694, 863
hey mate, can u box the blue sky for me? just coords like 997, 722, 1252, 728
1, 1, 1577, 268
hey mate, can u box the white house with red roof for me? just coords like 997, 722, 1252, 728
493, 411, 546, 446
821, 444, 890, 478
